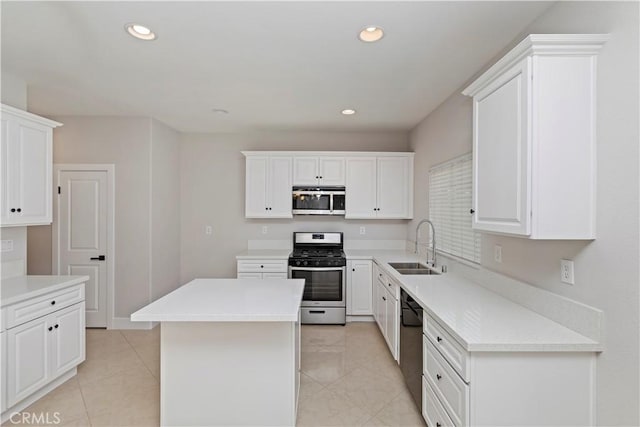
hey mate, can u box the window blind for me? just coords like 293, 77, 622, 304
428, 153, 481, 264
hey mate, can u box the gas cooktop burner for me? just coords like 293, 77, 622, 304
292, 249, 343, 258
288, 232, 346, 267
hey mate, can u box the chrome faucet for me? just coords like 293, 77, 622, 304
415, 219, 436, 267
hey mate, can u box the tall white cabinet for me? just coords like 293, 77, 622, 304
243, 153, 293, 218
0, 104, 62, 227
462, 34, 608, 239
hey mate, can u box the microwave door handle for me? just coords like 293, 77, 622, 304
330, 194, 333, 213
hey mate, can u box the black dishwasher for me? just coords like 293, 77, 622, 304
399, 289, 423, 410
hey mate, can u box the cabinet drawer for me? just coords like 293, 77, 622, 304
374, 263, 387, 285
424, 338, 469, 427
237, 260, 287, 273
422, 376, 455, 427
5, 285, 84, 329
424, 315, 469, 381
385, 278, 399, 300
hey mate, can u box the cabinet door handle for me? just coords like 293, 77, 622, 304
352, 268, 355, 272
48, 326, 53, 331
54, 324, 59, 329
470, 209, 475, 214
309, 310, 325, 314
436, 374, 442, 380
16, 208, 21, 212
437, 423, 441, 427
382, 296, 386, 301
10, 208, 16, 213
437, 336, 442, 342
51, 300, 56, 305
90, 255, 106, 261
260, 265, 264, 268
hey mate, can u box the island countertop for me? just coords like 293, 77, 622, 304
130, 278, 305, 322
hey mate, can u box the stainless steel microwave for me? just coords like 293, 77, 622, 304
292, 186, 346, 215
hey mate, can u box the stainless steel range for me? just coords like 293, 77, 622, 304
288, 232, 346, 325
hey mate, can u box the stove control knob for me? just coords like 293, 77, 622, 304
315, 261, 320, 266
296, 261, 301, 266
303, 261, 308, 266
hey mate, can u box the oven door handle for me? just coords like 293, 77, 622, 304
290, 267, 345, 271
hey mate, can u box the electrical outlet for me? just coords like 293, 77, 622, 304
262, 226, 268, 234
359, 226, 366, 235
561, 259, 575, 285
494, 245, 502, 263
205, 225, 213, 235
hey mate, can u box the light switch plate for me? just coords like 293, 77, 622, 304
561, 259, 575, 285
262, 226, 268, 234
494, 245, 502, 263
1, 240, 13, 252
359, 226, 366, 235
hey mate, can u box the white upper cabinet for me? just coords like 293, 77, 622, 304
244, 151, 413, 220
1, 104, 62, 227
293, 156, 345, 186
463, 34, 608, 239
346, 155, 414, 219
244, 153, 292, 218
345, 157, 377, 218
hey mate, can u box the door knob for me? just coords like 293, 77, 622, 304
90, 255, 106, 261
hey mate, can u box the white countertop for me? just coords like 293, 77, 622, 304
235, 249, 291, 260
351, 250, 601, 352
131, 278, 305, 322
1, 275, 89, 307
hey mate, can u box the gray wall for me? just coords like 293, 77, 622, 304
150, 119, 181, 301
408, 2, 639, 425
179, 131, 410, 282
27, 116, 182, 320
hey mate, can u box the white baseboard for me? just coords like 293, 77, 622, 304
111, 317, 157, 330
346, 315, 375, 322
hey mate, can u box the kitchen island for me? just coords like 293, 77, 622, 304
130, 278, 305, 427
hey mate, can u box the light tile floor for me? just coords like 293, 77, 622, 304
4, 323, 425, 427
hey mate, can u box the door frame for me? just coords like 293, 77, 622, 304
52, 164, 115, 329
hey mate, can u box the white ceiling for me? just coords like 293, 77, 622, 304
1, 1, 552, 133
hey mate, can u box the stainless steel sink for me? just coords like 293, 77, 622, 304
388, 262, 428, 269
395, 268, 439, 275
388, 262, 440, 275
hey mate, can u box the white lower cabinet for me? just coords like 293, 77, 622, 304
7, 303, 85, 408
346, 260, 373, 316
422, 313, 596, 426
373, 263, 399, 360
237, 259, 288, 279
1, 284, 86, 417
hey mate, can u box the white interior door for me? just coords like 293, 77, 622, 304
57, 170, 108, 327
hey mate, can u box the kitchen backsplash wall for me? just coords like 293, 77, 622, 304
179, 130, 410, 282
407, 2, 639, 425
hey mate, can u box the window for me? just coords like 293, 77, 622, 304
428, 153, 481, 263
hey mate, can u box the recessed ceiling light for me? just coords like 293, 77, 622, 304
359, 26, 384, 43
125, 23, 157, 41
341, 109, 356, 115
